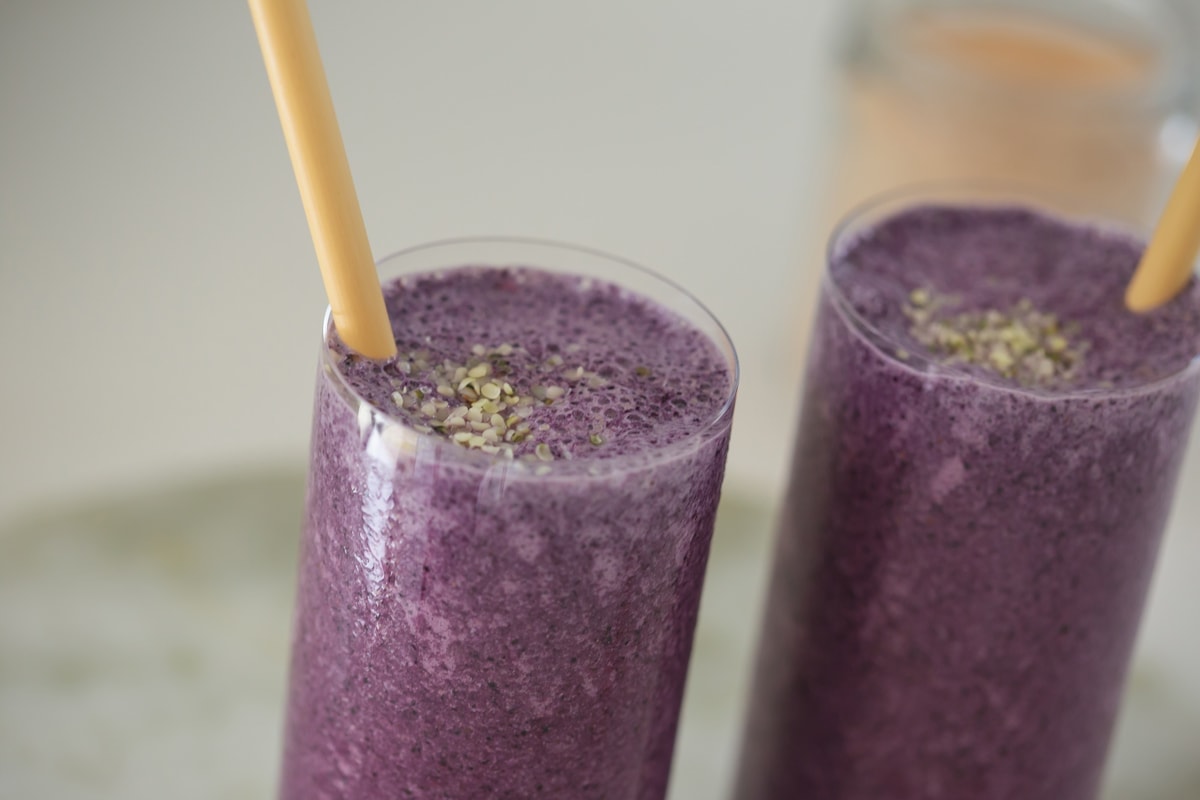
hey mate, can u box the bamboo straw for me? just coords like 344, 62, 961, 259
1126, 138, 1200, 314
248, 0, 396, 359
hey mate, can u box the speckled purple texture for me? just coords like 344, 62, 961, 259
734, 206, 1200, 800
328, 267, 731, 460
279, 268, 734, 800
831, 205, 1200, 389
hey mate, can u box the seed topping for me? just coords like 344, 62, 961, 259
380, 342, 616, 460
903, 288, 1087, 387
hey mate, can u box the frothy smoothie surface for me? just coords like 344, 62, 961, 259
330, 266, 732, 462
833, 204, 1200, 390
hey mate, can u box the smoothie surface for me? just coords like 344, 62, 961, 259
831, 205, 1200, 391
329, 266, 733, 462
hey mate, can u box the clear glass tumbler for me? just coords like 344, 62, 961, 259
277, 238, 737, 799
736, 185, 1200, 799
832, 0, 1194, 225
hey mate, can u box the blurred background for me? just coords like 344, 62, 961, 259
3, 0, 1200, 798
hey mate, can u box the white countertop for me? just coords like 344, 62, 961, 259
1, 469, 1196, 799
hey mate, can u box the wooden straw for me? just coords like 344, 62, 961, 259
248, 0, 396, 359
1125, 138, 1200, 313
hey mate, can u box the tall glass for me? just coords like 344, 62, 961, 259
279, 239, 737, 799
735, 186, 1200, 799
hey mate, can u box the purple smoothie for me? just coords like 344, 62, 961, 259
280, 256, 736, 799
734, 203, 1200, 800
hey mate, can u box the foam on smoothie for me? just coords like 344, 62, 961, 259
832, 205, 1200, 391
329, 266, 732, 462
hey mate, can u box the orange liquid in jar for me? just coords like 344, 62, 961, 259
835, 7, 1165, 223
790, 7, 1172, 370
905, 8, 1155, 92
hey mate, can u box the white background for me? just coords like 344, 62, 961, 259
1, 0, 849, 518
5, 1, 1197, 515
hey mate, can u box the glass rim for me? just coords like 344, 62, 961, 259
851, 0, 1192, 115
319, 235, 739, 476
823, 181, 1200, 401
